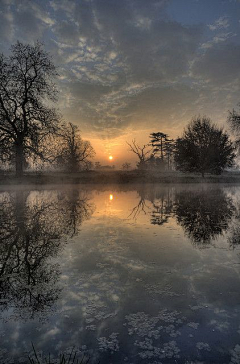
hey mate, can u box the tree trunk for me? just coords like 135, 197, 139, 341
15, 143, 24, 177
201, 171, 205, 178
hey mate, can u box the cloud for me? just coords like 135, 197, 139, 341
0, 0, 240, 140
201, 32, 236, 49
53, 20, 80, 46
43, 0, 203, 136
208, 16, 230, 31
192, 43, 240, 86
0, 1, 14, 42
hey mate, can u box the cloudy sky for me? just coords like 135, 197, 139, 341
0, 0, 240, 165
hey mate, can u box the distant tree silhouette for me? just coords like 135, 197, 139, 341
149, 132, 167, 160
95, 161, 101, 169
175, 116, 235, 177
228, 104, 240, 149
122, 162, 131, 170
148, 133, 175, 170
127, 139, 154, 170
163, 138, 175, 170
0, 42, 60, 176
174, 188, 234, 247
55, 122, 95, 172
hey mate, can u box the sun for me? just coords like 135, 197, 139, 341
109, 155, 113, 160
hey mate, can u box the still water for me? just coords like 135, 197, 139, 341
0, 184, 240, 363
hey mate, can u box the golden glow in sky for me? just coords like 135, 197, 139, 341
109, 155, 113, 160
109, 194, 113, 201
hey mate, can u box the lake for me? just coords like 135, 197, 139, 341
0, 184, 240, 364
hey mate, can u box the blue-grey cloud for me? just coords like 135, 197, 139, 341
0, 0, 240, 138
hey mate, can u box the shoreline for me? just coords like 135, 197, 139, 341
1, 170, 240, 185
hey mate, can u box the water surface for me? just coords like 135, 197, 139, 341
0, 184, 240, 363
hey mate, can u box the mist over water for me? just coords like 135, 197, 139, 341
0, 184, 240, 363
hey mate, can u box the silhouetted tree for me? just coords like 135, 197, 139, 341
175, 116, 235, 177
0, 42, 60, 176
149, 132, 167, 160
55, 122, 95, 172
95, 161, 101, 169
174, 188, 234, 247
163, 138, 175, 170
127, 139, 154, 170
228, 104, 240, 150
148, 133, 175, 171
122, 162, 131, 170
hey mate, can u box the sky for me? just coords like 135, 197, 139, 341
0, 0, 240, 166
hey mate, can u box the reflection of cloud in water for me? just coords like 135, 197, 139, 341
0, 185, 240, 363
130, 185, 236, 248
0, 189, 94, 321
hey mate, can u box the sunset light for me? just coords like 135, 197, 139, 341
1, 1, 240, 362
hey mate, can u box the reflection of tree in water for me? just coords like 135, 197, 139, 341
130, 186, 235, 248
129, 186, 175, 225
0, 189, 94, 319
228, 203, 240, 250
150, 189, 174, 226
57, 189, 94, 236
128, 197, 151, 219
228, 226, 240, 249
174, 189, 234, 247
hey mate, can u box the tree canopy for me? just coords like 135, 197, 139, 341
0, 41, 60, 176
54, 122, 95, 172
174, 116, 235, 176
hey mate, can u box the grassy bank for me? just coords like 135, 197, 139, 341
1, 170, 240, 185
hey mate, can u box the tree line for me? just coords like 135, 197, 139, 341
0, 42, 95, 176
1, 41, 240, 177
127, 113, 240, 176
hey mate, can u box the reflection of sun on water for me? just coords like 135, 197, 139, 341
109, 194, 113, 201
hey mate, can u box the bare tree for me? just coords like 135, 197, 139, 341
127, 139, 154, 170
0, 41, 60, 176
56, 122, 95, 172
122, 162, 131, 170
95, 161, 101, 169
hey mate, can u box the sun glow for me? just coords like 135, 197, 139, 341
109, 155, 113, 160
109, 194, 113, 201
